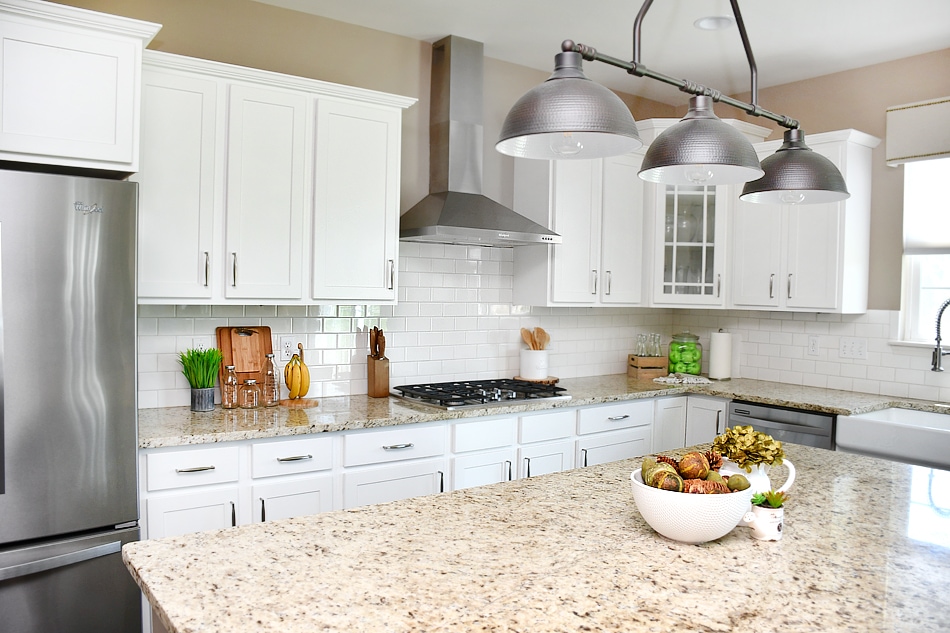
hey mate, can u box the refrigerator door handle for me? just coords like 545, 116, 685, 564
0, 540, 121, 582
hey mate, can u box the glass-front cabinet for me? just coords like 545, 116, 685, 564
652, 183, 728, 306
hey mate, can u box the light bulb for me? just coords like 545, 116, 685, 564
685, 167, 714, 184
780, 191, 807, 204
550, 132, 583, 156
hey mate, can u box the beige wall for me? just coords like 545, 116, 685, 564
61, 0, 950, 310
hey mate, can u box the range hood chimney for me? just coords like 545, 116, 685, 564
400, 36, 561, 247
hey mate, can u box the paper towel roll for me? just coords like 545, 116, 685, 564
709, 331, 732, 380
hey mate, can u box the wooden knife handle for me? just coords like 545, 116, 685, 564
378, 332, 386, 360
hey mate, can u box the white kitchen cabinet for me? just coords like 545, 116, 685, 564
685, 395, 728, 446
519, 439, 575, 478
224, 84, 307, 300
729, 129, 880, 313
135, 69, 218, 299
0, 0, 159, 173
135, 51, 415, 305
577, 428, 652, 467
342, 459, 447, 509
512, 152, 646, 306
145, 488, 239, 539
312, 100, 402, 301
653, 396, 688, 452
252, 476, 333, 522
576, 400, 653, 466
453, 449, 517, 489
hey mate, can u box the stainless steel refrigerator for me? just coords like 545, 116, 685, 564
0, 169, 141, 632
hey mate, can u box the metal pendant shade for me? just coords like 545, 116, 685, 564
639, 95, 764, 186
740, 129, 850, 204
496, 51, 642, 160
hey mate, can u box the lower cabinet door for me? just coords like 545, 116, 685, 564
519, 440, 575, 478
342, 459, 447, 509
653, 396, 688, 452
452, 449, 517, 490
145, 488, 239, 539
252, 475, 334, 522
577, 427, 652, 468
685, 396, 728, 446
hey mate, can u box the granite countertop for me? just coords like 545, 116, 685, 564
123, 443, 950, 632
139, 375, 942, 449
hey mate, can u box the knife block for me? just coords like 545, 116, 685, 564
367, 356, 390, 398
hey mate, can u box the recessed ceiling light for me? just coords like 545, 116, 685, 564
694, 16, 733, 30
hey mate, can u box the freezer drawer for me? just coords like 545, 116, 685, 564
0, 527, 141, 633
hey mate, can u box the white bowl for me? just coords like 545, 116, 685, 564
630, 471, 754, 544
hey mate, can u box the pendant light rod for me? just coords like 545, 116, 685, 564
568, 39, 797, 129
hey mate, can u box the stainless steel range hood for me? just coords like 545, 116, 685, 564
400, 36, 561, 247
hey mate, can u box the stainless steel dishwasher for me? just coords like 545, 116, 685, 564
728, 401, 835, 449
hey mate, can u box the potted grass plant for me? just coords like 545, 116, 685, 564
179, 347, 223, 412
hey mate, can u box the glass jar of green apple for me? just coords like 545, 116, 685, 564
668, 331, 703, 375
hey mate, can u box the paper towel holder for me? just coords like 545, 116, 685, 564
709, 328, 733, 381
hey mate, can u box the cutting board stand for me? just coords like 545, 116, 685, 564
367, 356, 389, 398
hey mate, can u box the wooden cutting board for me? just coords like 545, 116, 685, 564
216, 326, 273, 386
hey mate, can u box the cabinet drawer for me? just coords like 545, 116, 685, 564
452, 416, 517, 453
343, 425, 445, 467
520, 409, 576, 444
146, 446, 240, 492
251, 436, 333, 479
577, 400, 653, 435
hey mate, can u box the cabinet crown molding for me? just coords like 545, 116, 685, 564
0, 0, 160, 42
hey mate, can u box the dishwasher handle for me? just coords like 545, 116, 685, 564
730, 413, 832, 437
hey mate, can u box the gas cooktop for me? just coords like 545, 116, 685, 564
391, 379, 571, 411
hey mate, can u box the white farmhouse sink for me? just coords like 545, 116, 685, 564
836, 408, 950, 470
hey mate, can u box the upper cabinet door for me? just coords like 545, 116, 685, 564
312, 100, 401, 301
224, 85, 307, 301
135, 70, 218, 300
0, 3, 158, 171
550, 159, 602, 303
600, 152, 645, 305
729, 201, 782, 308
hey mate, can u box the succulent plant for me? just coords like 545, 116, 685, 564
752, 489, 789, 508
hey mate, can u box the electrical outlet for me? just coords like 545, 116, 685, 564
807, 335, 820, 356
838, 336, 868, 360
279, 336, 302, 362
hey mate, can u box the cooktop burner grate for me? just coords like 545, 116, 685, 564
392, 379, 570, 410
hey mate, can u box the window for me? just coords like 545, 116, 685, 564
900, 157, 950, 343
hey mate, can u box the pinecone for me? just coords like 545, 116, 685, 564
704, 450, 723, 472
656, 454, 679, 470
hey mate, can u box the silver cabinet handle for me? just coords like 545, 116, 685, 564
382, 443, 414, 450
204, 251, 210, 287
591, 269, 598, 295
716, 273, 722, 297
768, 273, 774, 299
388, 259, 395, 290
438, 470, 444, 493
607, 414, 630, 421
505, 460, 513, 481
0, 541, 121, 582
788, 273, 793, 299
605, 270, 612, 295
524, 457, 531, 478
175, 465, 215, 473
260, 498, 266, 522
581, 448, 589, 467
231, 501, 236, 527
231, 252, 237, 287
276, 454, 312, 462
715, 409, 723, 434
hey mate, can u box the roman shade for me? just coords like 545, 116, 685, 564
886, 96, 950, 166
902, 156, 950, 255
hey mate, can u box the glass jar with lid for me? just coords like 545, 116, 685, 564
668, 331, 703, 375
239, 379, 260, 409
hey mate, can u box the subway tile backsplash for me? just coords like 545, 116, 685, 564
137, 243, 950, 408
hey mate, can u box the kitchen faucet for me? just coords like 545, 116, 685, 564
933, 297, 950, 371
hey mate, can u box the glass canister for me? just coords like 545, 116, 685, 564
668, 331, 703, 375
262, 353, 280, 407
221, 365, 239, 409
239, 379, 260, 409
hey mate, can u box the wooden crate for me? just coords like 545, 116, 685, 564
627, 354, 668, 380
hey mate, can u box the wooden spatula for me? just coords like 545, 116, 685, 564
534, 327, 550, 350
520, 327, 536, 350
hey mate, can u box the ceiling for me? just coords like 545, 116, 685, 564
252, 0, 950, 107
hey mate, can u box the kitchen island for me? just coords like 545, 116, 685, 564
123, 444, 950, 632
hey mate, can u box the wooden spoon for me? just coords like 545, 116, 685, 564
520, 327, 536, 350
534, 327, 550, 350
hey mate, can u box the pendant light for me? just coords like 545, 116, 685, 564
496, 47, 642, 160
495, 0, 850, 204
639, 95, 763, 186
739, 128, 850, 203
